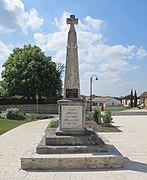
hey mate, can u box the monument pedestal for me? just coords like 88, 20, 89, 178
56, 99, 86, 135
35, 98, 108, 154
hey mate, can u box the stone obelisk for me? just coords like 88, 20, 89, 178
57, 15, 86, 135
64, 15, 80, 99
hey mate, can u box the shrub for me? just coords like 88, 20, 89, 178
102, 111, 113, 127
85, 111, 94, 121
5, 108, 25, 120
93, 108, 101, 124
36, 114, 49, 120
48, 118, 59, 128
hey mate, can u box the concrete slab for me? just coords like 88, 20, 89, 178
21, 144, 123, 170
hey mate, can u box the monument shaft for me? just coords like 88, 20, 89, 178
64, 15, 80, 99
57, 15, 85, 134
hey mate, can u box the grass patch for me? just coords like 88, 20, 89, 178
0, 113, 50, 135
0, 117, 31, 135
104, 106, 131, 112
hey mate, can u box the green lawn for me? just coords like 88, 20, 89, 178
104, 106, 131, 112
0, 114, 49, 135
0, 118, 32, 135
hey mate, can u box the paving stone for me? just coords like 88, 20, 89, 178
0, 116, 147, 179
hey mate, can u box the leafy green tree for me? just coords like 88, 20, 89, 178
134, 90, 138, 107
130, 89, 133, 107
1, 44, 62, 99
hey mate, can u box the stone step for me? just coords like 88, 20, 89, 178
36, 145, 108, 154
21, 145, 123, 170
45, 135, 104, 146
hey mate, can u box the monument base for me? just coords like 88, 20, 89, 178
21, 138, 123, 170
57, 99, 86, 134
20, 127, 123, 170
55, 126, 96, 136
36, 128, 107, 154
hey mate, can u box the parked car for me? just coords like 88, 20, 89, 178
138, 103, 144, 109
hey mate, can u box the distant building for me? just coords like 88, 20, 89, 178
122, 94, 140, 107
81, 96, 122, 111
92, 97, 122, 107
139, 92, 147, 108
122, 95, 132, 107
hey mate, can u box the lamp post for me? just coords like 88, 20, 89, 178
90, 75, 98, 111
36, 94, 39, 116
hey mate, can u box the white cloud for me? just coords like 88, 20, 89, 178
4, 0, 24, 10
34, 33, 47, 45
52, 50, 65, 64
26, 9, 44, 30
85, 16, 104, 30
84, 44, 146, 62
0, 0, 44, 32
54, 11, 70, 32
136, 47, 147, 58
34, 12, 103, 60
79, 63, 94, 70
0, 41, 11, 59
0, 41, 11, 80
33, 11, 147, 96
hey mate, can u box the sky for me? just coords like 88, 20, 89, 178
0, 0, 147, 97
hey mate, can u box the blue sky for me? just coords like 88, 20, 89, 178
0, 0, 147, 97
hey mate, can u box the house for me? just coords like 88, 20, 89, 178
92, 97, 122, 107
139, 92, 147, 108
122, 95, 132, 107
122, 94, 140, 107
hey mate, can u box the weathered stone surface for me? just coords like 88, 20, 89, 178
57, 99, 86, 133
45, 131, 105, 146
0, 104, 58, 114
36, 128, 107, 154
21, 145, 123, 170
37, 145, 108, 154
64, 15, 80, 99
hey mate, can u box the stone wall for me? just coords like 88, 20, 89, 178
0, 104, 58, 114
0, 102, 90, 114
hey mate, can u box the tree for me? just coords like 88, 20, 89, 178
134, 90, 138, 107
56, 63, 65, 75
1, 44, 63, 99
130, 89, 133, 108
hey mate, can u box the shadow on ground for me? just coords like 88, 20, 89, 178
122, 157, 147, 173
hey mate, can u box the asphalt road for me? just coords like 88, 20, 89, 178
112, 111, 147, 116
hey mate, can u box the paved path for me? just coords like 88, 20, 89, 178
1, 116, 147, 179
112, 108, 147, 116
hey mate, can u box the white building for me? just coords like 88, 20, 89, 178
122, 94, 140, 107
92, 97, 122, 107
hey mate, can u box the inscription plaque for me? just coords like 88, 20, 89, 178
66, 89, 78, 98
61, 106, 83, 129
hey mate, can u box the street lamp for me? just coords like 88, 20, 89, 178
90, 75, 98, 111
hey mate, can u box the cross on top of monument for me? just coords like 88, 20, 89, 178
67, 15, 78, 25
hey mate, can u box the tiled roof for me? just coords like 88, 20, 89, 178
140, 92, 147, 98
92, 97, 112, 102
122, 95, 132, 100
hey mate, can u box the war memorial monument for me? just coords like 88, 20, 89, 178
21, 15, 123, 170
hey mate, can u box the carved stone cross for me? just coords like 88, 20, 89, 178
67, 15, 78, 26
